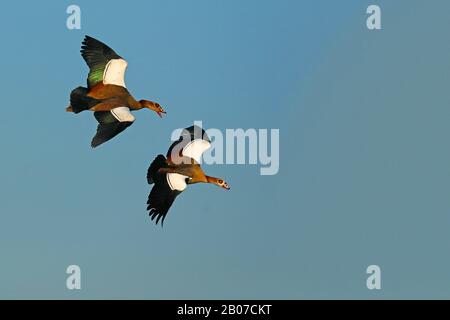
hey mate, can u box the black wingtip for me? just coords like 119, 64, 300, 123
82, 35, 96, 44
91, 140, 101, 148
81, 35, 92, 50
148, 207, 167, 227
182, 125, 210, 142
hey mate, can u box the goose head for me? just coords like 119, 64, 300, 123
140, 100, 166, 118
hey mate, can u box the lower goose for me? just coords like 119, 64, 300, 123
146, 125, 230, 225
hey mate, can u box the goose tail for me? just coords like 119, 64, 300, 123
147, 154, 167, 184
68, 86, 99, 113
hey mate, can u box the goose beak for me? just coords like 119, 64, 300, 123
157, 110, 166, 118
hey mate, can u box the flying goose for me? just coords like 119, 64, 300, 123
146, 125, 230, 225
66, 35, 166, 148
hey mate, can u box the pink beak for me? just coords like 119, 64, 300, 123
157, 111, 166, 118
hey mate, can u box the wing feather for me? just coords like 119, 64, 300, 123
80, 36, 127, 88
91, 107, 135, 148
167, 125, 211, 165
146, 155, 183, 226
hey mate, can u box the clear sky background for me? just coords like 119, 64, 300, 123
0, 0, 450, 299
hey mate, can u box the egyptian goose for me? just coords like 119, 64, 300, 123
66, 36, 166, 148
146, 125, 230, 225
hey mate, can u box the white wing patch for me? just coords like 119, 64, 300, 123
103, 58, 128, 87
166, 173, 188, 191
166, 139, 211, 191
182, 139, 211, 163
110, 107, 135, 123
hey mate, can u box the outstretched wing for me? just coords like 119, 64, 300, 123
146, 155, 184, 226
147, 181, 182, 226
167, 125, 211, 164
91, 107, 135, 148
81, 35, 128, 88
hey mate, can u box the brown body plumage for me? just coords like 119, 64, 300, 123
67, 83, 165, 115
158, 163, 229, 187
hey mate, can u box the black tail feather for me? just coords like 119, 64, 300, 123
69, 86, 99, 113
147, 154, 167, 184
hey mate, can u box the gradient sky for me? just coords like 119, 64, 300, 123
0, 0, 450, 299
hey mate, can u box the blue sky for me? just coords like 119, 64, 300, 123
0, 1, 450, 299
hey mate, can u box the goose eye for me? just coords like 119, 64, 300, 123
218, 179, 223, 183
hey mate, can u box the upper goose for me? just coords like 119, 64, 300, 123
146, 125, 230, 225
66, 35, 166, 148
